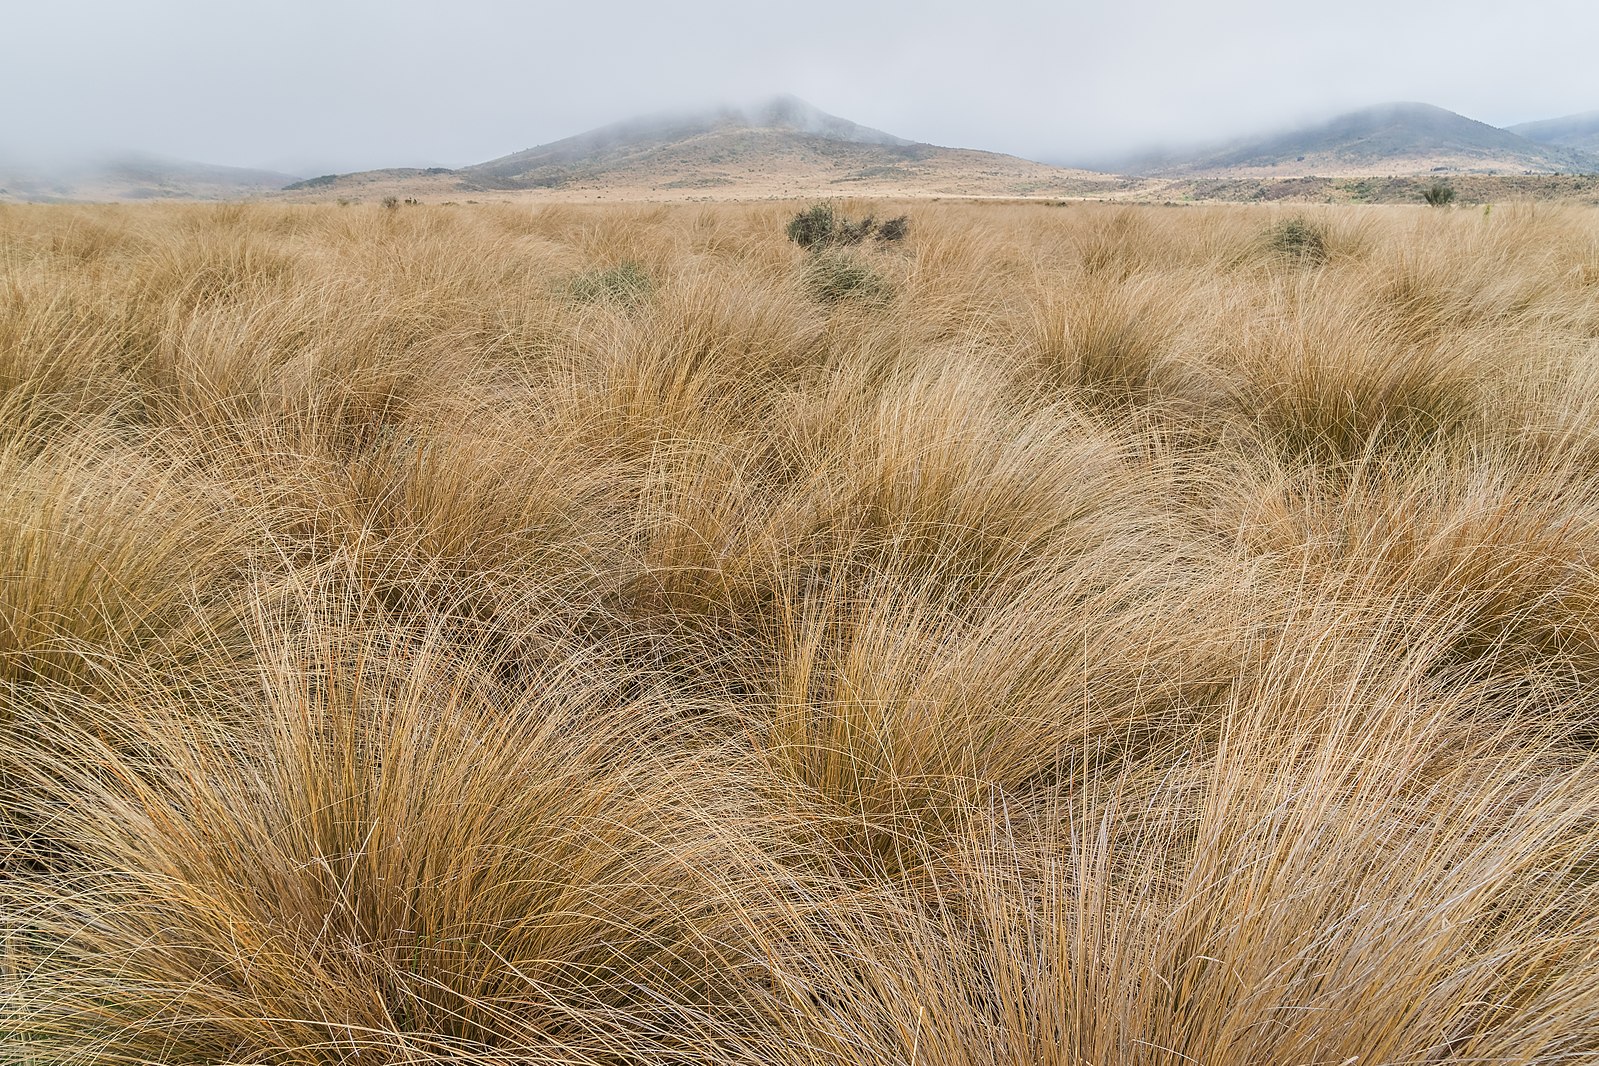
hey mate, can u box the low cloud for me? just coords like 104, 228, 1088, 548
2, 0, 1592, 171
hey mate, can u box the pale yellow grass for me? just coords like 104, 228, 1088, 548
2, 199, 1598, 1064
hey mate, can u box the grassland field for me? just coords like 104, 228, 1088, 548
3, 198, 1599, 1064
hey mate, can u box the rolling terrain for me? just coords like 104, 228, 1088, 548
282, 95, 1131, 202
280, 98, 1599, 206
4, 97, 1598, 207
0, 152, 302, 203
1510, 109, 1599, 153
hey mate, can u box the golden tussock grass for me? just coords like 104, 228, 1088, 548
2, 198, 1598, 1064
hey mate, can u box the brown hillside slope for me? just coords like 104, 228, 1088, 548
281, 96, 1132, 202
1119, 102, 1599, 178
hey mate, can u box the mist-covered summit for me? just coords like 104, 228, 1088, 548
735, 94, 914, 146
1509, 110, 1599, 154
1105, 102, 1599, 177
457, 95, 917, 188
0, 150, 303, 203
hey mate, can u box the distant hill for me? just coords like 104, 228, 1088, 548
1113, 103, 1599, 177
0, 153, 302, 202
14, 97, 1599, 207
1508, 110, 1599, 154
456, 95, 917, 191
282, 95, 1130, 202
467, 94, 912, 187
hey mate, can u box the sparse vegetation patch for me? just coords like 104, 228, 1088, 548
1422, 179, 1457, 206
1265, 215, 1330, 264
568, 259, 653, 305
785, 201, 908, 249
802, 248, 891, 304
282, 173, 340, 190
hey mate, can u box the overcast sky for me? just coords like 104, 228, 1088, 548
2, 0, 1594, 175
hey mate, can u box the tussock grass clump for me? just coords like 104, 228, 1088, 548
567, 259, 652, 305
1023, 273, 1233, 420
803, 249, 892, 305
1264, 214, 1330, 264
0, 419, 254, 695
4, 198, 1599, 1064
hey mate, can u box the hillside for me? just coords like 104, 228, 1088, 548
1118, 102, 1599, 177
13, 98, 1599, 207
0, 152, 302, 202
466, 94, 911, 186
1509, 109, 1599, 153
281, 95, 1131, 202
1148, 172, 1599, 207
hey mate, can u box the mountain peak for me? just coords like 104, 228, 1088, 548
1118, 100, 1599, 177
408, 94, 1122, 199
1509, 109, 1599, 153
722, 94, 912, 146
461, 96, 919, 186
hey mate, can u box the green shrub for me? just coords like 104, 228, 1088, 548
876, 215, 911, 243
1422, 181, 1456, 207
804, 251, 891, 305
787, 203, 909, 250
569, 260, 652, 306
1265, 216, 1329, 265
787, 203, 840, 249
836, 212, 878, 245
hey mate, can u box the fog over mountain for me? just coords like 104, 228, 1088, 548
1098, 102, 1599, 177
1509, 111, 1599, 154
2, 0, 1594, 174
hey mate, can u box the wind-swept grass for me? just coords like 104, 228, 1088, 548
3, 198, 1599, 1064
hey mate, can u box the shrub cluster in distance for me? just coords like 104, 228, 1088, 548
1265, 216, 1330, 264
785, 202, 910, 249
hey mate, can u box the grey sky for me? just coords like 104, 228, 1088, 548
2, 0, 1594, 174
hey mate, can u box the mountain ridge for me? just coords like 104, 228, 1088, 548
0, 151, 303, 203
1106, 102, 1599, 177
282, 95, 1126, 201
1508, 110, 1599, 154
7, 97, 1599, 204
